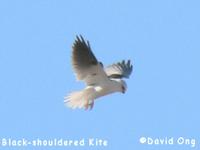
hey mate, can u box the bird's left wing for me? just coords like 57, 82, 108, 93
71, 35, 108, 85
105, 60, 133, 79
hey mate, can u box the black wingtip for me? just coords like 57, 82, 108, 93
127, 60, 131, 66
79, 35, 84, 41
75, 35, 84, 42
75, 35, 90, 48
75, 35, 80, 41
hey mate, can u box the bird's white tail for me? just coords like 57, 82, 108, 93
64, 88, 95, 110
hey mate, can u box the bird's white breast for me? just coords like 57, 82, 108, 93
92, 79, 122, 100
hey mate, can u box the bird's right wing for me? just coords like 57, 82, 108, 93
71, 35, 108, 85
105, 60, 133, 79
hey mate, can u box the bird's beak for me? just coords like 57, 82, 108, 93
122, 86, 126, 94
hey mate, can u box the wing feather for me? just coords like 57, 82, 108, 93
105, 60, 133, 78
71, 35, 108, 85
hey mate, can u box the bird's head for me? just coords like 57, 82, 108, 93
120, 80, 127, 94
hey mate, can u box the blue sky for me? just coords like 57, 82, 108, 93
0, 0, 200, 149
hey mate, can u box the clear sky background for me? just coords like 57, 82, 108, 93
0, 0, 200, 150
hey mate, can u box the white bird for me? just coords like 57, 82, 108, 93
64, 35, 133, 110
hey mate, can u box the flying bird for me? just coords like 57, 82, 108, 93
64, 35, 133, 110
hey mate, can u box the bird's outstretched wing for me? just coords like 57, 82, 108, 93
105, 60, 133, 79
71, 35, 108, 85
